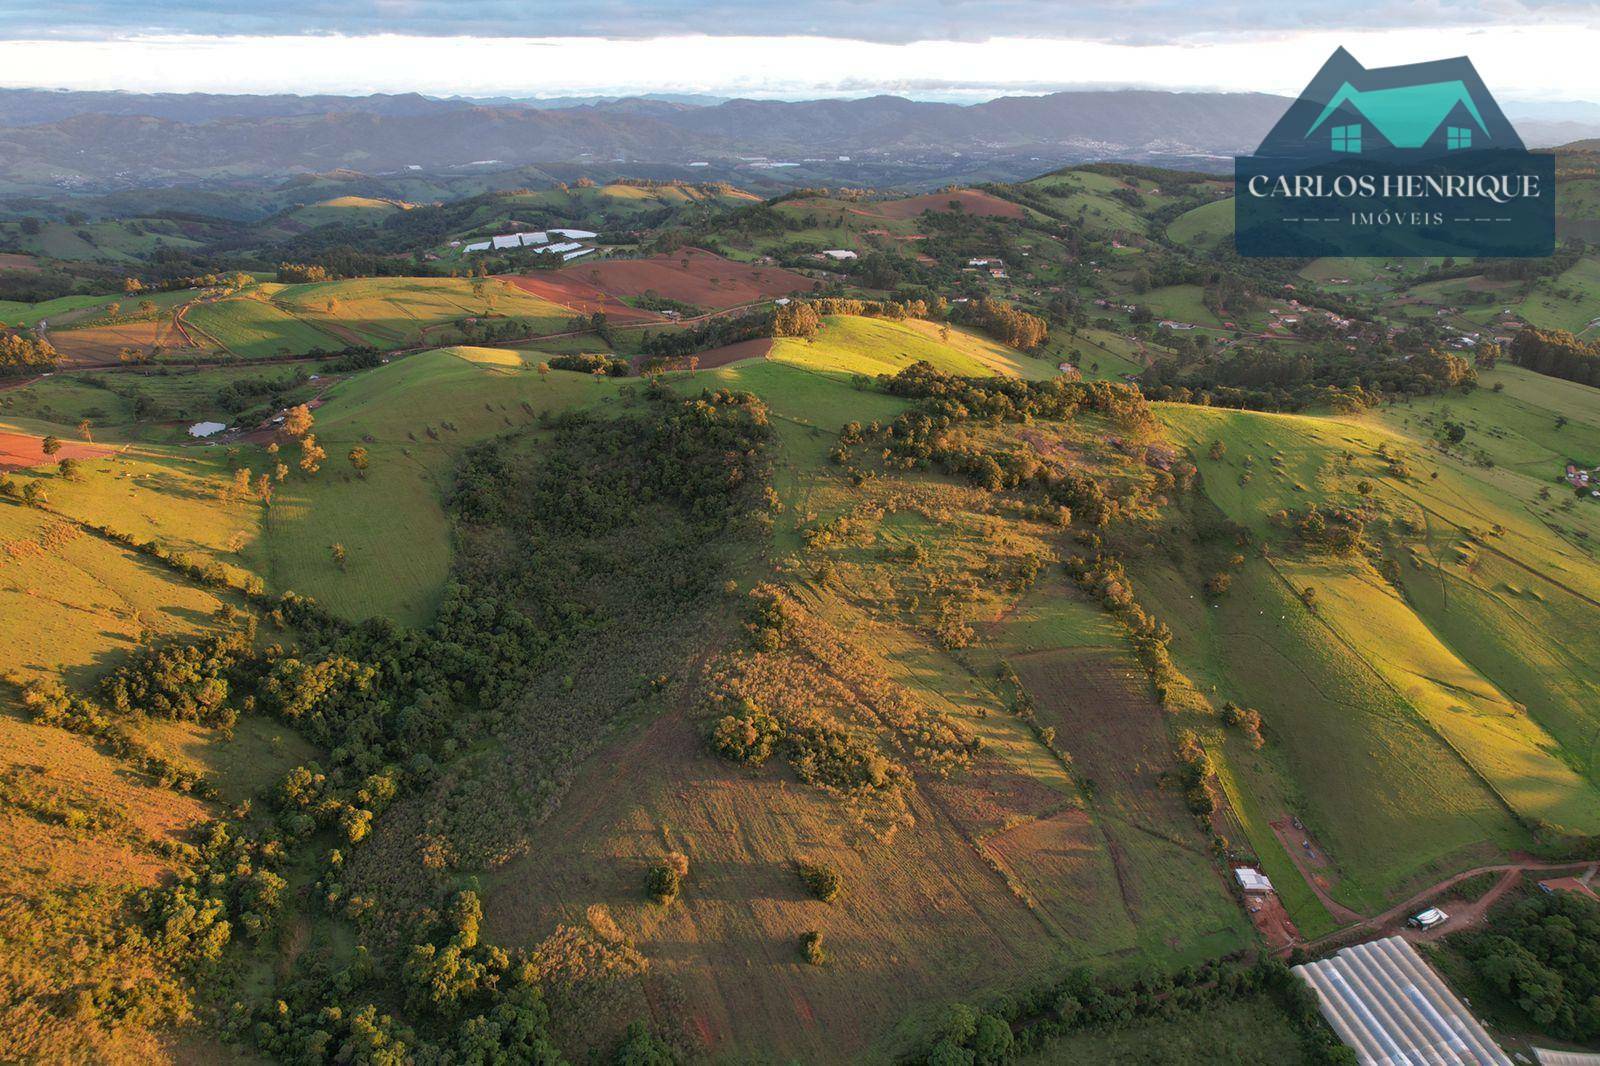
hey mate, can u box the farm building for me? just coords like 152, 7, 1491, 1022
820, 249, 858, 260
517, 232, 550, 247
1233, 867, 1273, 893
491, 235, 524, 251
1293, 936, 1510, 1065
548, 228, 598, 239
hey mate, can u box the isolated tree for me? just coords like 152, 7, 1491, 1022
138, 299, 156, 318
20, 481, 45, 506
330, 543, 347, 570
299, 434, 326, 475
347, 446, 369, 475
282, 404, 314, 439
40, 435, 61, 457
254, 473, 273, 504
230, 467, 252, 499
77, 419, 92, 442
122, 276, 144, 295
57, 457, 82, 481
274, 462, 289, 483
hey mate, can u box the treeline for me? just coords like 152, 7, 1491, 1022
1142, 346, 1476, 412
949, 297, 1048, 349
640, 307, 774, 359
547, 352, 629, 376
276, 247, 434, 283
1511, 326, 1600, 387
913, 955, 1354, 1064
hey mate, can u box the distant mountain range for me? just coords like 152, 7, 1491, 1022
0, 87, 1593, 190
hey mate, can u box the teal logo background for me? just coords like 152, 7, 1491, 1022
1236, 48, 1555, 257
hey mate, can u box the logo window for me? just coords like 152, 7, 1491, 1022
1447, 126, 1472, 149
1331, 123, 1362, 153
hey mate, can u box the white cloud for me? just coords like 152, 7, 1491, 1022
0, 26, 1596, 101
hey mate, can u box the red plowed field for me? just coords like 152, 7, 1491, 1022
0, 431, 111, 471
510, 248, 813, 316
504, 274, 664, 323
679, 337, 773, 369
859, 190, 1024, 221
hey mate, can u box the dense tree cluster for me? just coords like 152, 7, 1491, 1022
0, 332, 58, 374
1142, 345, 1476, 412
639, 308, 772, 359
1512, 327, 1600, 387
1457, 890, 1600, 1042
948, 297, 1048, 349
547, 352, 630, 376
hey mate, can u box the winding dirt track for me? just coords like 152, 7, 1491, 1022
1285, 859, 1599, 956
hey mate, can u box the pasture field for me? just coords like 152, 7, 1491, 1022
1517, 255, 1600, 337
1165, 197, 1234, 248
0, 363, 326, 435
1022, 170, 1154, 236
1152, 400, 1600, 906
769, 315, 1056, 380
0, 492, 242, 689
271, 275, 572, 348
261, 347, 626, 624
9, 219, 207, 263
1139, 283, 1222, 327
185, 287, 347, 358
285, 195, 408, 229
0, 293, 117, 329
473, 378, 1251, 1061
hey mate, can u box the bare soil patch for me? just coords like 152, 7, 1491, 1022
557, 248, 813, 310
656, 337, 773, 371
504, 273, 664, 323
49, 315, 205, 365
857, 190, 1025, 221
0, 431, 112, 471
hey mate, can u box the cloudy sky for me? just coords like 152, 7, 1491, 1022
0, 1, 1597, 103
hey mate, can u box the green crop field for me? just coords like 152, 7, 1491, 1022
185, 287, 348, 358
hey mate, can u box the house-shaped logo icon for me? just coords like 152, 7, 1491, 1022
1252, 48, 1524, 160
1234, 47, 1553, 258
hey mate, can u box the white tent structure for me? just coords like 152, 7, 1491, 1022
548, 228, 598, 239
1293, 936, 1510, 1066
517, 232, 550, 247
463, 241, 491, 254
562, 248, 597, 261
